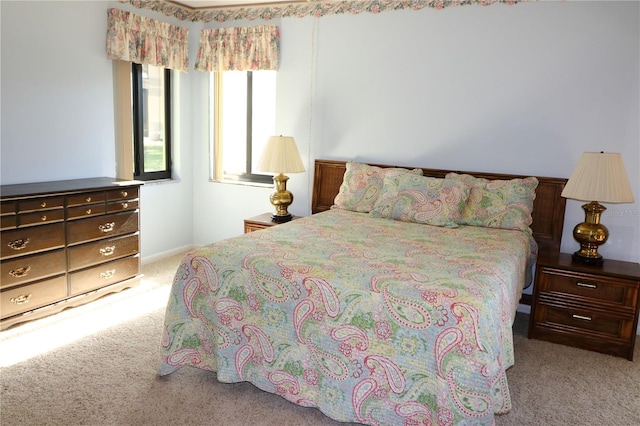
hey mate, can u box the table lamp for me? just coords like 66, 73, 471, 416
257, 135, 305, 223
561, 151, 635, 265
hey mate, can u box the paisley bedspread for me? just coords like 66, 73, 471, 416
158, 209, 532, 425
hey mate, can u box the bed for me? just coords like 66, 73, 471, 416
158, 159, 567, 425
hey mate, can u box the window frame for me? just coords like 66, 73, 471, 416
215, 71, 273, 185
131, 63, 172, 181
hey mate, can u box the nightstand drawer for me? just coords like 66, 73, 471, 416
537, 304, 629, 338
537, 269, 638, 310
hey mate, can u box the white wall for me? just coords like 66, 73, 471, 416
0, 1, 197, 262
2, 2, 638, 266
194, 1, 639, 267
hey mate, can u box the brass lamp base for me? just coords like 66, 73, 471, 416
269, 173, 294, 223
571, 201, 608, 265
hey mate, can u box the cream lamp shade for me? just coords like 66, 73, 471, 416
257, 136, 305, 174
561, 151, 635, 265
561, 152, 634, 203
257, 136, 305, 223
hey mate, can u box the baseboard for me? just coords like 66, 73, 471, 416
141, 244, 196, 265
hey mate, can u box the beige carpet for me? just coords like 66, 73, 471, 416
1, 252, 639, 426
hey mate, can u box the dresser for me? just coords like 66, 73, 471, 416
1, 178, 142, 330
529, 252, 640, 360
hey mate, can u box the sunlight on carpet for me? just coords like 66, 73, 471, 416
0, 277, 170, 367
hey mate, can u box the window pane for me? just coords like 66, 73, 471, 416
221, 72, 248, 174
251, 71, 277, 172
142, 65, 166, 173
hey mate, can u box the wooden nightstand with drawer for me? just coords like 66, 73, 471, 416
529, 252, 640, 360
244, 213, 301, 233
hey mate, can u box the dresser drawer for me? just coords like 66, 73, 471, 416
107, 199, 139, 214
1, 215, 17, 230
19, 208, 65, 226
1, 200, 16, 215
69, 255, 139, 295
67, 203, 107, 220
1, 275, 67, 319
537, 268, 638, 310
66, 191, 106, 207
1, 249, 66, 289
107, 187, 139, 202
18, 196, 64, 212
67, 212, 139, 245
68, 234, 139, 271
1, 222, 65, 259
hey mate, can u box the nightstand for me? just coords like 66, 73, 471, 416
529, 252, 640, 360
244, 213, 301, 233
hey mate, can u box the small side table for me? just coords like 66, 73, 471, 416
244, 212, 301, 233
529, 252, 640, 360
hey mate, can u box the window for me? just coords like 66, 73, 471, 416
213, 70, 276, 184
132, 63, 172, 181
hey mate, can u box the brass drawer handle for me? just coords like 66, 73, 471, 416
576, 282, 597, 289
86, 208, 92, 215
41, 215, 47, 221
100, 269, 116, 279
85, 196, 92, 203
100, 246, 116, 256
572, 314, 592, 321
11, 294, 31, 305
121, 191, 128, 197
9, 266, 31, 278
40, 201, 47, 208
99, 222, 115, 233
8, 238, 30, 250
121, 202, 129, 209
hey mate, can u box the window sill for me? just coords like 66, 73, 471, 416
139, 178, 181, 186
210, 179, 273, 189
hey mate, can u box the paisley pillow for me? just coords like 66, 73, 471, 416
446, 172, 538, 233
332, 161, 423, 213
369, 174, 470, 228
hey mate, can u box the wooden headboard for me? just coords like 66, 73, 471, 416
311, 159, 568, 255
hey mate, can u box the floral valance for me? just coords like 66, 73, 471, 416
120, 0, 528, 23
195, 25, 280, 72
106, 8, 189, 72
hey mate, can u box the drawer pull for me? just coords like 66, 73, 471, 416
99, 222, 115, 233
100, 269, 116, 279
8, 238, 30, 250
86, 208, 92, 215
41, 215, 47, 221
40, 201, 47, 208
572, 314, 592, 321
121, 191, 128, 197
121, 202, 129, 209
576, 282, 597, 289
85, 196, 92, 203
10, 294, 32, 305
9, 266, 31, 278
100, 246, 116, 256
